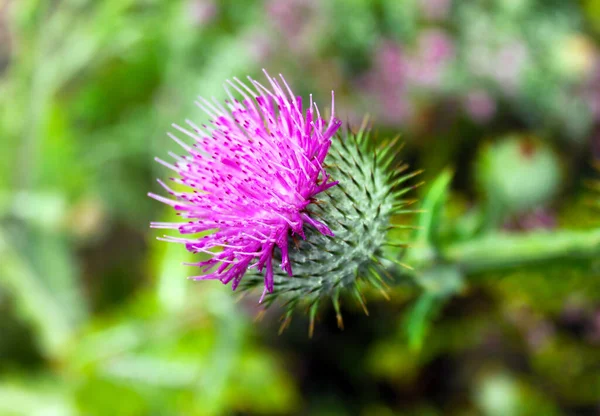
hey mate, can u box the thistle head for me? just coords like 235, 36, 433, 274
150, 73, 419, 332
149, 71, 342, 300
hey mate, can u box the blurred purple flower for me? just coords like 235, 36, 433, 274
378, 40, 407, 85
187, 0, 217, 26
406, 29, 455, 88
464, 90, 496, 123
359, 40, 412, 124
360, 32, 453, 124
418, 0, 452, 21
150, 72, 341, 299
266, 0, 318, 51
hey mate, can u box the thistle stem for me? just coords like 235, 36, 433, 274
442, 228, 600, 273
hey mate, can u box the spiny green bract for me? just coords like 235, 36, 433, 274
241, 126, 420, 335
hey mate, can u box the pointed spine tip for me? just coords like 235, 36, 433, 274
336, 313, 344, 330
308, 302, 319, 339
278, 311, 293, 335
332, 291, 344, 330
254, 309, 266, 322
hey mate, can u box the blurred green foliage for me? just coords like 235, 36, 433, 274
1, 0, 600, 414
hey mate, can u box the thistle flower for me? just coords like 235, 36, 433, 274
149, 71, 342, 300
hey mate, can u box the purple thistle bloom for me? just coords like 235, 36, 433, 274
149, 71, 342, 300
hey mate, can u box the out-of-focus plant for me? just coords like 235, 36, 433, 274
2, 0, 600, 414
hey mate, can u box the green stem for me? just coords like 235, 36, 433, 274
442, 228, 600, 273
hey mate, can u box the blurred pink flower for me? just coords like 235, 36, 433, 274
464, 90, 496, 123
378, 40, 406, 84
359, 32, 454, 125
360, 40, 412, 124
187, 0, 217, 26
266, 0, 318, 51
418, 0, 452, 21
406, 29, 455, 88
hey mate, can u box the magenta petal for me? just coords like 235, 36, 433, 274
301, 213, 334, 237
150, 71, 341, 296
